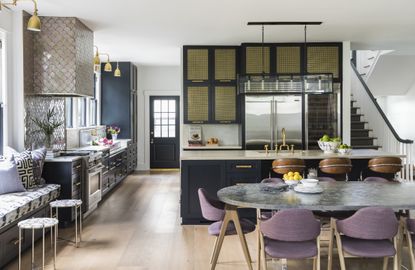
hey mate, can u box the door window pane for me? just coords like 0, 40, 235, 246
152, 98, 177, 138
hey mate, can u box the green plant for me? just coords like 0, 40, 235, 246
31, 107, 64, 149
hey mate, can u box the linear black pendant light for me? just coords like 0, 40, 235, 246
238, 21, 333, 94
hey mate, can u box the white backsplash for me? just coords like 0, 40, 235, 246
182, 124, 241, 146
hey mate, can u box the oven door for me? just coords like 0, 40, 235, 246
88, 166, 103, 208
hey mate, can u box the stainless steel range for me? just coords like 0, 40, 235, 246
60, 150, 104, 216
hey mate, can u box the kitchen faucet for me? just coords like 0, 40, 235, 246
278, 128, 295, 153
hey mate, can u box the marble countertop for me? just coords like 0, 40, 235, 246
183, 145, 243, 150
218, 182, 415, 211
45, 156, 82, 163
181, 149, 405, 161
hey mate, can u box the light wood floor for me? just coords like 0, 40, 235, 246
5, 171, 413, 270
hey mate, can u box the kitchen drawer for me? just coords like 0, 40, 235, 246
72, 162, 82, 175
227, 172, 261, 186
226, 160, 260, 173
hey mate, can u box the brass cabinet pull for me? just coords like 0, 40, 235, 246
10, 238, 21, 245
75, 182, 81, 186
235, 165, 253, 169
219, 121, 231, 124
74, 165, 81, 170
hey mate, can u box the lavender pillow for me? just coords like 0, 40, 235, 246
0, 156, 26, 195
31, 147, 46, 185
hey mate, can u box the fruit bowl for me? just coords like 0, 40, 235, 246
338, 148, 352, 155
318, 141, 340, 153
283, 180, 299, 186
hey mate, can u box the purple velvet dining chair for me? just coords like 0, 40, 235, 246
363, 176, 392, 183
403, 218, 415, 269
259, 209, 321, 270
197, 188, 256, 265
329, 207, 399, 270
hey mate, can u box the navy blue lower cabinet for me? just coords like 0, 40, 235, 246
180, 160, 261, 224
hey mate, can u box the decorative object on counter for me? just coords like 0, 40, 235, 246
239, 22, 332, 94
206, 137, 219, 146
31, 107, 64, 150
307, 168, 318, 179
318, 134, 341, 153
1, 0, 41, 31
282, 171, 302, 186
188, 126, 203, 146
107, 126, 120, 141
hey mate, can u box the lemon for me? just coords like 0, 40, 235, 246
288, 172, 294, 177
294, 174, 301, 181
289, 176, 295, 180
294, 171, 300, 176
283, 174, 288, 180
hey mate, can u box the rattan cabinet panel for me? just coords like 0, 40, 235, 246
186, 49, 209, 81
214, 86, 237, 122
215, 49, 236, 81
185, 86, 210, 123
245, 46, 270, 74
276, 46, 301, 74
307, 46, 340, 78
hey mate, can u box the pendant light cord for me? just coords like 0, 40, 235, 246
262, 24, 265, 75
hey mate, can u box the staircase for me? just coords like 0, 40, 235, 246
350, 99, 380, 150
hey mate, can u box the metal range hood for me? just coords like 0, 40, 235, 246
24, 16, 94, 97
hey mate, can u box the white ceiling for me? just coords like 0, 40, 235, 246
22, 0, 415, 65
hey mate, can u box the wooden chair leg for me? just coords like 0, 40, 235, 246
313, 257, 317, 270
328, 218, 335, 270
408, 231, 415, 270
210, 209, 231, 270
334, 224, 347, 270
316, 236, 321, 270
393, 235, 399, 270
259, 232, 267, 270
256, 210, 261, 270
210, 236, 219, 264
382, 257, 388, 270
230, 208, 252, 270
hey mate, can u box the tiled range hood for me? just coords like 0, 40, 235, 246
26, 16, 94, 97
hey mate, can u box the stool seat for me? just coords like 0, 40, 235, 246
18, 217, 59, 229
50, 199, 82, 208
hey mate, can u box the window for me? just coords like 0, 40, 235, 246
89, 98, 97, 126
65, 98, 73, 128
78, 98, 87, 127
0, 103, 3, 156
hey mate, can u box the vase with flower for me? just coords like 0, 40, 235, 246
107, 126, 121, 141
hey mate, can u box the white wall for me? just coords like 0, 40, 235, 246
136, 65, 181, 170
342, 41, 351, 145
380, 81, 415, 142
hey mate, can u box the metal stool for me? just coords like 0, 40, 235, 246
18, 217, 58, 270
50, 199, 82, 247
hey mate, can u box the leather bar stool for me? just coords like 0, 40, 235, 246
272, 158, 306, 175
319, 158, 352, 182
364, 157, 402, 182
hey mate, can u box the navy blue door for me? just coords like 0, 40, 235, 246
150, 96, 180, 168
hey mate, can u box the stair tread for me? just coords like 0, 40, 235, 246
351, 137, 377, 139
352, 145, 380, 149
351, 121, 368, 123
351, 128, 372, 131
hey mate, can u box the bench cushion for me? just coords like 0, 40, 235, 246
0, 184, 60, 229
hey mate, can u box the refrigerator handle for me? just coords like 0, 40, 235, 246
273, 100, 278, 149
305, 95, 309, 150
270, 101, 274, 150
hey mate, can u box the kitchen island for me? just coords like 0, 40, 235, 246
180, 149, 404, 224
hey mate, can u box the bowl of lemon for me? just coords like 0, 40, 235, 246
283, 171, 303, 186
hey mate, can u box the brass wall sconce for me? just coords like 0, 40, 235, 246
1, 0, 41, 31
94, 46, 120, 77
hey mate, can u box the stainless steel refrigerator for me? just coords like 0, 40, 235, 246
245, 95, 303, 150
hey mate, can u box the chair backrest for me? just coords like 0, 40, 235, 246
318, 176, 337, 182
261, 177, 283, 184
272, 158, 305, 175
407, 219, 415, 233
336, 207, 398, 240
363, 176, 391, 183
198, 188, 225, 222
319, 158, 352, 175
260, 209, 320, 242
368, 157, 402, 174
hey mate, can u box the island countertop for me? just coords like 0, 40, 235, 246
180, 149, 405, 161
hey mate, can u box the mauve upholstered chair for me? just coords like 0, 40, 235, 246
329, 207, 399, 270
197, 188, 255, 265
403, 218, 415, 269
259, 209, 321, 270
318, 176, 337, 182
363, 176, 392, 183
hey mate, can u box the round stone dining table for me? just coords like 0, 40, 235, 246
210, 181, 415, 270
